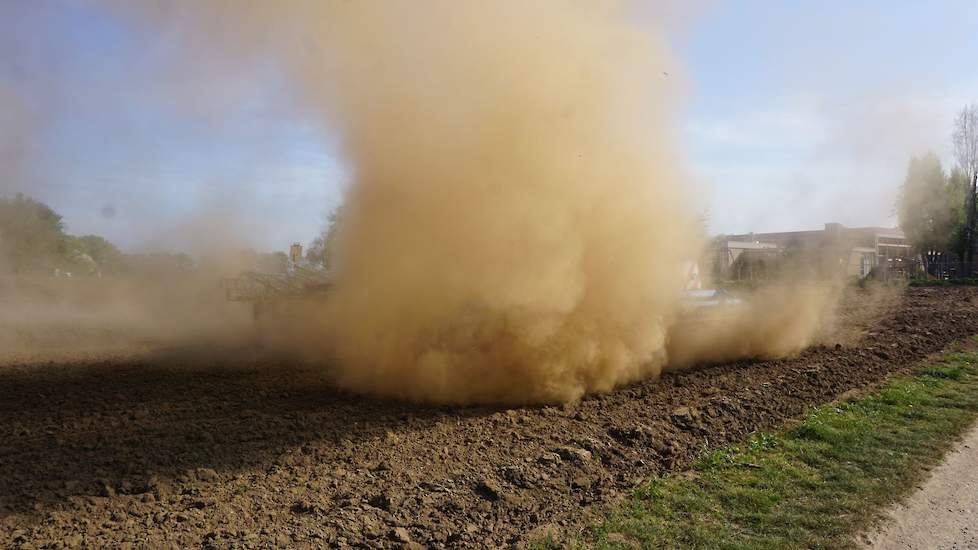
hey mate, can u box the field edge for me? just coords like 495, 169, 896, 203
561, 337, 978, 549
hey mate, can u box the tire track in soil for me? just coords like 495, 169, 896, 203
1, 287, 977, 548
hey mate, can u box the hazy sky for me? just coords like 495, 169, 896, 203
681, 0, 978, 235
2, 1, 978, 252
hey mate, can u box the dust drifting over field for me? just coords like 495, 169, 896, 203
0, 270, 253, 364
8, 1, 850, 404
668, 283, 837, 369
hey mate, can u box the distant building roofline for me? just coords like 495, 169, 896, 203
723, 240, 780, 249
725, 223, 904, 240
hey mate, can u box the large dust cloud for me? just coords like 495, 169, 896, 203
177, 0, 837, 404
255, 1, 695, 404
4, 1, 850, 404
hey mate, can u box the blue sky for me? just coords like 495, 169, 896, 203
1, 1, 345, 253
678, 0, 978, 233
2, 1, 978, 252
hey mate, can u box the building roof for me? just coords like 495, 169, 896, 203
861, 227, 905, 239
724, 240, 780, 250
727, 224, 905, 241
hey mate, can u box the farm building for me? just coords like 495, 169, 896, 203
712, 223, 912, 281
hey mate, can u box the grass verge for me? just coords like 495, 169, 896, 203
579, 345, 978, 549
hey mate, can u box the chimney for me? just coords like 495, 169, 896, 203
289, 243, 303, 267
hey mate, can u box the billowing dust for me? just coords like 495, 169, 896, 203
296, 2, 694, 404
172, 0, 844, 404
2, 1, 894, 404
665, 281, 903, 369
668, 283, 836, 370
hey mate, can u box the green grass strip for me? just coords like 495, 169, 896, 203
579, 345, 978, 550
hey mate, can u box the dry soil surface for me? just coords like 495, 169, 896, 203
865, 421, 978, 550
2, 286, 978, 549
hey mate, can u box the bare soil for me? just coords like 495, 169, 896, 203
2, 287, 977, 549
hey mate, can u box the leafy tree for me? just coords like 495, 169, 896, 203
67, 234, 123, 272
305, 235, 327, 267
898, 153, 962, 271
0, 194, 125, 275
306, 205, 344, 269
0, 193, 67, 273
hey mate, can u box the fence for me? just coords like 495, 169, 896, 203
711, 255, 978, 284
903, 258, 978, 281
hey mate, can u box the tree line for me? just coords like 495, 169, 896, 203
898, 103, 978, 274
0, 193, 297, 277
0, 193, 122, 276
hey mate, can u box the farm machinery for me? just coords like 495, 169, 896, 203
222, 243, 332, 319
223, 247, 738, 322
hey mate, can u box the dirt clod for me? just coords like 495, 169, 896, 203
475, 479, 505, 501
390, 527, 412, 542
194, 468, 219, 483
555, 446, 593, 463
